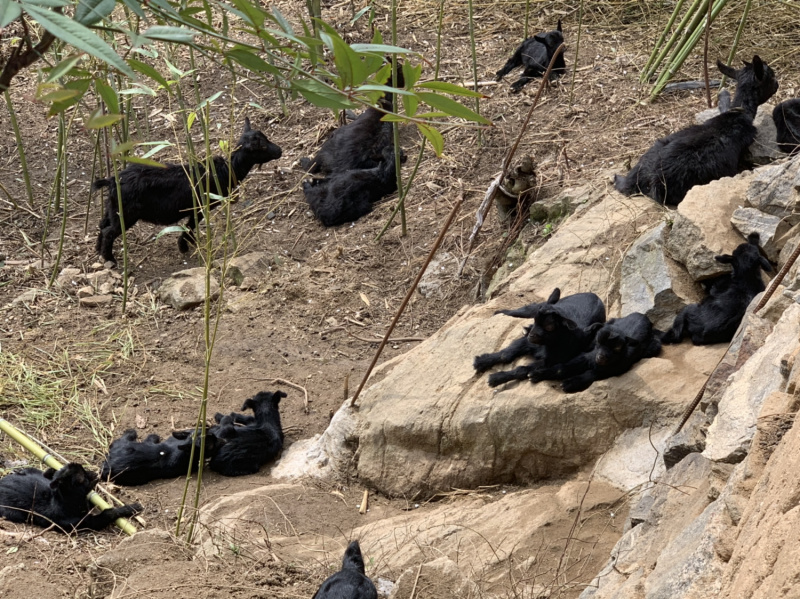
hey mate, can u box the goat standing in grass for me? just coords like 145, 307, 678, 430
614, 56, 778, 206
95, 117, 282, 264
661, 233, 772, 345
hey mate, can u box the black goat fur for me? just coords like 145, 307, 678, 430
209, 390, 285, 477
527, 312, 662, 393
100, 428, 224, 486
303, 146, 402, 226
0, 463, 141, 532
773, 99, 800, 155
614, 56, 778, 206
95, 117, 282, 264
495, 20, 565, 92
312, 540, 378, 599
661, 233, 772, 345
474, 288, 607, 388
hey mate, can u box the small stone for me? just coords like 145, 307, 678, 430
79, 294, 113, 307
99, 282, 114, 295
266, 211, 276, 220
91, 262, 104, 270
77, 286, 94, 298
239, 276, 258, 291
56, 267, 82, 288
104, 261, 116, 270
11, 289, 37, 305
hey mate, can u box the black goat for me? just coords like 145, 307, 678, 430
773, 99, 800, 154
614, 56, 778, 206
100, 428, 224, 486
495, 20, 565, 93
312, 541, 378, 599
95, 117, 282, 264
0, 463, 141, 532
661, 233, 772, 345
209, 390, 285, 477
303, 146, 401, 226
474, 288, 606, 387
527, 312, 662, 393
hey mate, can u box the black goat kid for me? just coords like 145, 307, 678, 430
773, 99, 800, 154
95, 117, 282, 264
0, 463, 142, 532
100, 428, 224, 486
662, 233, 772, 345
312, 541, 378, 599
614, 56, 778, 206
209, 390, 285, 476
495, 20, 565, 93
528, 312, 662, 393
474, 288, 606, 388
303, 146, 401, 226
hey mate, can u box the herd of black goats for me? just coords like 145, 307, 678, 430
2, 17, 800, 599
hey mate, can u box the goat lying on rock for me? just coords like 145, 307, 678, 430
95, 117, 282, 264
209, 390, 285, 476
661, 233, 772, 345
474, 288, 606, 388
312, 541, 377, 599
527, 312, 662, 393
100, 428, 224, 486
495, 20, 566, 92
0, 463, 142, 532
614, 56, 778, 205
773, 99, 800, 154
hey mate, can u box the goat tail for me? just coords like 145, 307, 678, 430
92, 178, 112, 191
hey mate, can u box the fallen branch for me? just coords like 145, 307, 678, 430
249, 377, 310, 414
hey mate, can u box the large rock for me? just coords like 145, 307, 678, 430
745, 152, 800, 220
665, 172, 756, 280
703, 302, 800, 462
729, 206, 783, 261
620, 222, 702, 330
158, 267, 220, 310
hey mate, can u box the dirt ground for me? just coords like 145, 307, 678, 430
1, 0, 799, 597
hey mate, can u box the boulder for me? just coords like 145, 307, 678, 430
745, 152, 800, 220
223, 252, 272, 286
665, 171, 755, 280
703, 302, 800, 462
729, 206, 783, 261
620, 222, 702, 330
157, 267, 220, 310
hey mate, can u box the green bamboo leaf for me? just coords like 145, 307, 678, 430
119, 0, 144, 18
24, 4, 134, 78
355, 84, 414, 96
416, 92, 490, 124
403, 94, 418, 117
350, 43, 412, 55
198, 90, 223, 109
417, 123, 444, 156
139, 141, 173, 159
226, 48, 281, 77
270, 7, 294, 35
154, 225, 186, 240
417, 80, 484, 98
293, 80, 356, 110
45, 54, 83, 82
94, 78, 119, 114
128, 59, 169, 89
125, 156, 166, 168
86, 108, 123, 129
229, 0, 265, 27
37, 86, 81, 103
111, 140, 135, 155
26, 0, 69, 7
119, 83, 157, 96
0, 0, 22, 28
318, 22, 368, 88
45, 78, 90, 115
402, 62, 422, 88
350, 5, 371, 25
75, 0, 115, 25
142, 26, 197, 44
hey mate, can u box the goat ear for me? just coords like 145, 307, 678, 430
562, 317, 579, 331
716, 59, 737, 79
761, 256, 773, 273
586, 322, 604, 336
557, 19, 562, 32
243, 117, 252, 132
715, 254, 733, 264
533, 34, 547, 44
547, 288, 561, 304
752, 55, 765, 79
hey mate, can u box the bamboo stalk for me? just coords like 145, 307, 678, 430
4, 91, 34, 209
721, 0, 753, 89
0, 418, 137, 536
641, 0, 689, 82
641, 0, 705, 83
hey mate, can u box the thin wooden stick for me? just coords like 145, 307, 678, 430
408, 563, 424, 599
0, 418, 137, 536
458, 44, 566, 276
249, 377, 310, 413
350, 187, 464, 407
359, 489, 369, 515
